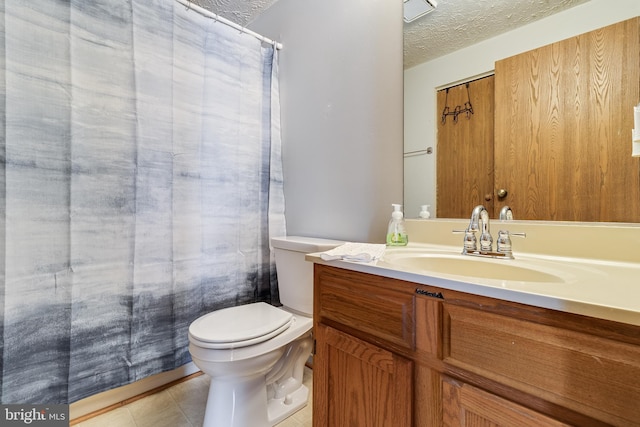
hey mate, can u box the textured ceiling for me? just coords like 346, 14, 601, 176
191, 0, 280, 26
403, 0, 590, 68
191, 0, 591, 69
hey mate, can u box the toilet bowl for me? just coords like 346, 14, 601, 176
188, 236, 343, 427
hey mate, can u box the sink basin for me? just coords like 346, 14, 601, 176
382, 253, 565, 283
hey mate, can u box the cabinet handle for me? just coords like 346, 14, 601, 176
497, 188, 508, 198
416, 288, 444, 299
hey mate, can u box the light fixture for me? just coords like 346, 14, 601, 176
403, 0, 437, 23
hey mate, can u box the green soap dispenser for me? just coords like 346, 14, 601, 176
386, 203, 408, 246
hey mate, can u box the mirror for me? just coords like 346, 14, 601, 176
403, 4, 640, 221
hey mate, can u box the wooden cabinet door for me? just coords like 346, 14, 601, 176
313, 324, 413, 427
442, 378, 570, 427
494, 17, 640, 222
437, 76, 495, 218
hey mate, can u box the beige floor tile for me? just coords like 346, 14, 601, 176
75, 407, 137, 427
275, 415, 308, 427
167, 375, 209, 426
127, 389, 193, 427
275, 402, 312, 427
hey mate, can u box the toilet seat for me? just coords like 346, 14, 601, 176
188, 302, 293, 349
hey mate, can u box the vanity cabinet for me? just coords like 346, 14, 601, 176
313, 265, 415, 426
313, 264, 640, 427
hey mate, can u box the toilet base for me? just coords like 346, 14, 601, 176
268, 383, 309, 426
201, 368, 310, 427
203, 373, 268, 427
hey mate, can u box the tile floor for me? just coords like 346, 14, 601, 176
74, 367, 313, 427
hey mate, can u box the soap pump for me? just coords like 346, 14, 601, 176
419, 205, 431, 219
386, 204, 408, 246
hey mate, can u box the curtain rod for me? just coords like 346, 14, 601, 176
175, 0, 283, 50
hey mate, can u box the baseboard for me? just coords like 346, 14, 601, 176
69, 362, 201, 423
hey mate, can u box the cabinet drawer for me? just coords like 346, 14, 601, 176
443, 303, 640, 426
315, 265, 415, 350
443, 377, 570, 427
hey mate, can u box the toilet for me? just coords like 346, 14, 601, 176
188, 236, 343, 427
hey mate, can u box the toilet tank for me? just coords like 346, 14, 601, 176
271, 236, 343, 316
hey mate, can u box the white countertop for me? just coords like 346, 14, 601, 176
307, 242, 640, 327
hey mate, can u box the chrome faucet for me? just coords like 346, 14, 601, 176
499, 205, 513, 221
496, 205, 526, 257
468, 205, 493, 252
454, 205, 525, 259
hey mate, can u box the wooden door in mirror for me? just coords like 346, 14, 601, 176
494, 17, 640, 222
436, 76, 495, 219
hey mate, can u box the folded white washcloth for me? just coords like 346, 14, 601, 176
319, 242, 386, 262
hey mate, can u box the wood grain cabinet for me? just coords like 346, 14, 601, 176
313, 265, 415, 427
313, 264, 640, 427
314, 324, 413, 426
442, 302, 640, 426
442, 377, 570, 427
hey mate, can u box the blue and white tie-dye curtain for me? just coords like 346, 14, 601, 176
0, 0, 286, 404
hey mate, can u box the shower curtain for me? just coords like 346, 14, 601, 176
0, 0, 286, 404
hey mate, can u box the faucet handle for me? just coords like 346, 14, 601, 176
453, 229, 477, 252
479, 232, 493, 252
496, 230, 526, 257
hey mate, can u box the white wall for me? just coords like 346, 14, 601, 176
250, 0, 404, 243
404, 0, 640, 218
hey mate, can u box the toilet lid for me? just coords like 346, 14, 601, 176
189, 302, 293, 349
